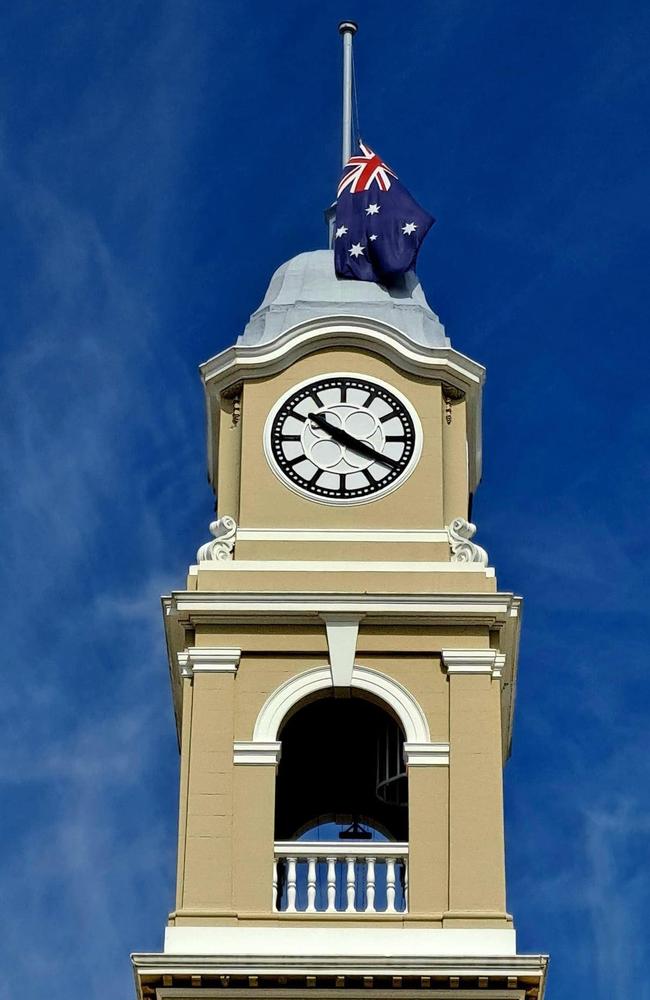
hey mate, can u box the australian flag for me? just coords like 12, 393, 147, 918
334, 141, 434, 284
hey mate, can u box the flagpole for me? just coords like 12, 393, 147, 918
339, 21, 357, 167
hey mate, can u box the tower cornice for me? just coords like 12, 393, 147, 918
162, 590, 521, 762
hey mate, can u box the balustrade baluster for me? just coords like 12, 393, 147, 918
326, 857, 337, 912
365, 857, 376, 913
272, 860, 279, 911
345, 857, 356, 912
286, 857, 297, 913
306, 857, 317, 912
386, 857, 396, 913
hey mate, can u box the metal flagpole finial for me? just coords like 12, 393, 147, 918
338, 21, 358, 168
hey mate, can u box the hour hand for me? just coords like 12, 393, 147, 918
308, 411, 399, 469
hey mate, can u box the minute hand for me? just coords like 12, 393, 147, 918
308, 411, 399, 468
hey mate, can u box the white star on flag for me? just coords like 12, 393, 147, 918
369, 234, 379, 241
402, 222, 418, 235
348, 243, 365, 258
335, 225, 348, 238
365, 203, 380, 216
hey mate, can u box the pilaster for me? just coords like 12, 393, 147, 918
232, 758, 276, 914
407, 762, 449, 916
176, 648, 240, 914
443, 649, 507, 920
441, 387, 469, 524
216, 392, 242, 522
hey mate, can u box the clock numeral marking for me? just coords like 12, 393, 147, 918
271, 376, 418, 501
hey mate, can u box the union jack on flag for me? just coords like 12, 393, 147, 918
337, 141, 398, 197
334, 140, 434, 284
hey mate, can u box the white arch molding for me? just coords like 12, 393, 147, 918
232, 665, 449, 767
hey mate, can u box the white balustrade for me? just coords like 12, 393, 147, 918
273, 842, 408, 914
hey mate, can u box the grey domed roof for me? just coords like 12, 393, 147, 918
238, 250, 448, 349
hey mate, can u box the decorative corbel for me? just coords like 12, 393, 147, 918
222, 382, 242, 427
441, 382, 465, 425
196, 515, 237, 562
447, 516, 489, 566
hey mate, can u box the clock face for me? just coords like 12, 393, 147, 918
264, 373, 422, 505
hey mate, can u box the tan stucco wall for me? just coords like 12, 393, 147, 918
172, 633, 509, 928
180, 671, 235, 912
216, 396, 242, 522
193, 566, 497, 594
447, 672, 507, 917
216, 349, 462, 539
441, 388, 469, 525
232, 762, 275, 914
169, 343, 509, 931
408, 764, 448, 915
234, 654, 326, 742
234, 540, 452, 562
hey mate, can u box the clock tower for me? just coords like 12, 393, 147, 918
131, 244, 549, 998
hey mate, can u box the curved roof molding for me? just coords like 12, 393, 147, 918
251, 663, 431, 745
201, 315, 483, 391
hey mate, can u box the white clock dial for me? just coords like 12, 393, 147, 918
264, 373, 423, 505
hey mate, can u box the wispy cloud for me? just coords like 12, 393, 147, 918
0, 7, 212, 998
2, 5, 648, 1000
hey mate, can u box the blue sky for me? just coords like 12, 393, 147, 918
1, 2, 649, 997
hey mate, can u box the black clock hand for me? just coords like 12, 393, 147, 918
308, 411, 399, 468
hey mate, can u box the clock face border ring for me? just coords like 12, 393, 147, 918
262, 371, 424, 506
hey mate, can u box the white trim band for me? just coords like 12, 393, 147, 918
442, 649, 503, 680
233, 741, 282, 766
274, 840, 408, 859
163, 925, 517, 958
236, 528, 450, 543
404, 742, 450, 766
168, 593, 520, 621
195, 560, 494, 575
177, 646, 241, 678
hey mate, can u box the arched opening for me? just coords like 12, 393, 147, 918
275, 694, 408, 841
273, 694, 408, 913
